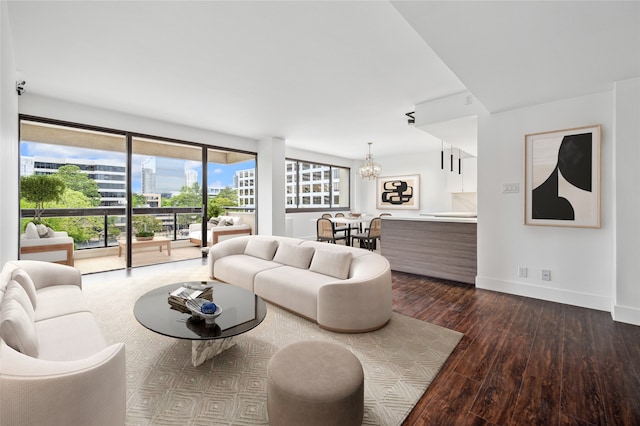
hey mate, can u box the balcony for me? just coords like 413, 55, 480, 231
74, 240, 203, 274
19, 207, 229, 274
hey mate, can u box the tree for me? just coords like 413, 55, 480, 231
55, 165, 101, 206
164, 182, 202, 207
207, 186, 239, 219
21, 188, 103, 244
131, 193, 148, 207
20, 175, 66, 223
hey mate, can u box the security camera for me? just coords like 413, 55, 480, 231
405, 111, 415, 125
16, 80, 25, 96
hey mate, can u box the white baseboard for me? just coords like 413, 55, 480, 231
476, 276, 611, 313
612, 304, 640, 326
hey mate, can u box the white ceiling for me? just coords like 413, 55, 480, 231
7, 1, 639, 160
393, 1, 640, 113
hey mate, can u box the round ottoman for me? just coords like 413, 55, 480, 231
267, 341, 364, 426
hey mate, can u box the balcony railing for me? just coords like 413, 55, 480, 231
20, 207, 203, 250
21, 206, 256, 250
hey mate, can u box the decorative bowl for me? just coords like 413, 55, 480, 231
186, 298, 222, 324
349, 213, 362, 218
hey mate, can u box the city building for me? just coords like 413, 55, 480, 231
20, 156, 126, 206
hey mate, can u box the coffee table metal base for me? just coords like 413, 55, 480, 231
192, 337, 237, 366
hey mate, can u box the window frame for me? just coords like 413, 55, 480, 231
285, 157, 350, 213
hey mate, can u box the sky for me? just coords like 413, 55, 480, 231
20, 141, 255, 194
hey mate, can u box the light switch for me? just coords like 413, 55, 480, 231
502, 183, 520, 194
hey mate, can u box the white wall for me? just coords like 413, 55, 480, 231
359, 149, 452, 217
257, 137, 286, 236
613, 77, 640, 324
0, 2, 19, 264
477, 91, 615, 313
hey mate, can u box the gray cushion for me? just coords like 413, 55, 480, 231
4, 281, 35, 321
309, 249, 352, 279
244, 238, 279, 261
0, 297, 39, 357
11, 269, 38, 308
273, 244, 315, 269
36, 224, 52, 238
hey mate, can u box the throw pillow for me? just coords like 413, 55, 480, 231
0, 297, 39, 357
217, 219, 229, 227
273, 244, 315, 269
209, 217, 220, 225
47, 227, 56, 238
309, 249, 352, 280
24, 222, 39, 239
11, 269, 38, 308
4, 281, 35, 321
244, 238, 279, 260
36, 224, 50, 238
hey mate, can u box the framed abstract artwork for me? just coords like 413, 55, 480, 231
524, 124, 601, 228
376, 174, 420, 210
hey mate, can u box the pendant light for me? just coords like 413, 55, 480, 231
358, 142, 382, 180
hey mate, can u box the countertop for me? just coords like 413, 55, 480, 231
382, 214, 477, 224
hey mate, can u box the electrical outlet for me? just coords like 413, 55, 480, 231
541, 269, 551, 281
518, 266, 527, 278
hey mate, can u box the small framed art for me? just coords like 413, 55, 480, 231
524, 124, 601, 228
376, 174, 420, 210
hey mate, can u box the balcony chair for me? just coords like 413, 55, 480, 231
19, 222, 74, 266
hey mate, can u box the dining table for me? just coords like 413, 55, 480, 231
327, 216, 372, 245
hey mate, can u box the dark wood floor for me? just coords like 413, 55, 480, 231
392, 271, 640, 425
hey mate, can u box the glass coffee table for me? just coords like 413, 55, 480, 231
134, 281, 267, 366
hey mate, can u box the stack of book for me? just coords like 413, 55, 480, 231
168, 286, 214, 313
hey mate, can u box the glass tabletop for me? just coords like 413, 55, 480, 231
133, 281, 267, 340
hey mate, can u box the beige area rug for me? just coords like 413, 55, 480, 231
82, 265, 463, 425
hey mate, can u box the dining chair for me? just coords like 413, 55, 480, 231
379, 213, 392, 217
351, 217, 382, 251
316, 218, 347, 244
321, 213, 332, 218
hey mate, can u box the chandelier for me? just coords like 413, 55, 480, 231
358, 142, 382, 180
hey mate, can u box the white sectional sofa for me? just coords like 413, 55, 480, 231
0, 260, 126, 426
189, 215, 252, 247
209, 235, 392, 332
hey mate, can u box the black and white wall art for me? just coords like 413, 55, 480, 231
524, 125, 601, 228
377, 174, 420, 210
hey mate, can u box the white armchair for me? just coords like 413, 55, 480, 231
20, 222, 74, 266
0, 260, 126, 425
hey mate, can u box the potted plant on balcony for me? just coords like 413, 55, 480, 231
133, 215, 162, 241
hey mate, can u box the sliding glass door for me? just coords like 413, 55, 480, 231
206, 147, 256, 244
130, 137, 203, 267
19, 117, 257, 273
19, 119, 128, 273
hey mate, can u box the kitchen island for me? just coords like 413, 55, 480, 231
380, 215, 477, 285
